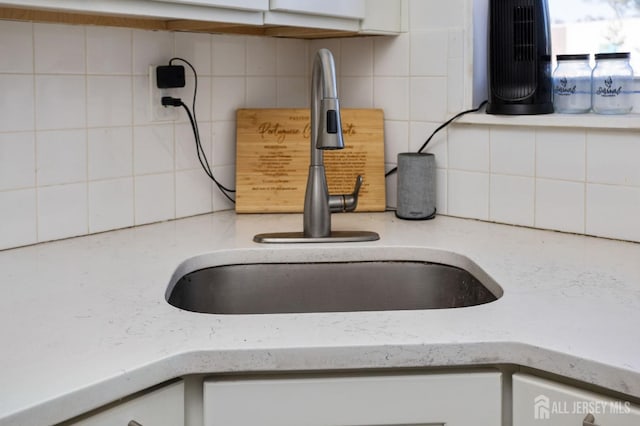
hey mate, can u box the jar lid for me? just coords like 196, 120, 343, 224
557, 54, 590, 61
595, 52, 630, 60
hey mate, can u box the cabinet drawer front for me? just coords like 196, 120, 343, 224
204, 372, 502, 426
513, 374, 640, 426
270, 0, 366, 19
152, 0, 268, 11
70, 381, 184, 426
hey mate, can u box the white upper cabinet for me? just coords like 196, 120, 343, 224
0, 0, 404, 35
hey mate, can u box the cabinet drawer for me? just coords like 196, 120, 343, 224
68, 381, 184, 426
513, 373, 640, 426
270, 0, 366, 19
204, 372, 502, 425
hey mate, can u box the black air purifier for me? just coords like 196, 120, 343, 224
486, 0, 554, 115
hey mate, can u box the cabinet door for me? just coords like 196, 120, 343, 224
513, 373, 640, 426
151, 0, 267, 11
69, 381, 184, 426
204, 372, 502, 425
270, 0, 365, 19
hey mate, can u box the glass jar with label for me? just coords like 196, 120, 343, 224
591, 52, 634, 114
553, 54, 592, 113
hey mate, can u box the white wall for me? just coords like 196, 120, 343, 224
1, 0, 639, 250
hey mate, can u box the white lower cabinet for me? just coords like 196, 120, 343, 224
67, 381, 184, 426
513, 373, 640, 426
203, 372, 502, 425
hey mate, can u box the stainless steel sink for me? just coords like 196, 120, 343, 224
166, 261, 501, 314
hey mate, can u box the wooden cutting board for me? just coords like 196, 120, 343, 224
236, 108, 386, 213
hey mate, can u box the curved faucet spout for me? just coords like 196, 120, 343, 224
304, 49, 356, 238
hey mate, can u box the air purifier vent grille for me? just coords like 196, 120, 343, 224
487, 0, 553, 114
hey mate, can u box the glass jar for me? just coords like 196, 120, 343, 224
553, 54, 592, 113
591, 52, 634, 114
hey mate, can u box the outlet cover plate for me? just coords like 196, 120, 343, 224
149, 65, 178, 122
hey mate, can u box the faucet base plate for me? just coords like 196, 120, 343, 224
254, 231, 380, 244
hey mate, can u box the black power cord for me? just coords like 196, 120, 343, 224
162, 57, 236, 204
385, 100, 489, 178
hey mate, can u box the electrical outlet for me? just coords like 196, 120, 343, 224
148, 65, 179, 122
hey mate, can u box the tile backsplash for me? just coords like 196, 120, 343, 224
1, 0, 640, 249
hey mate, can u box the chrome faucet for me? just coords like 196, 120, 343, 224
253, 48, 379, 244
304, 48, 363, 238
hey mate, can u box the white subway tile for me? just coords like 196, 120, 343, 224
341, 37, 373, 77
86, 26, 132, 75
490, 175, 535, 227
37, 183, 88, 242
134, 125, 174, 175
448, 170, 490, 220
277, 77, 309, 107
448, 125, 490, 172
246, 36, 277, 76
211, 165, 236, 211
339, 77, 372, 108
247, 77, 277, 108
89, 178, 134, 233
373, 77, 409, 121
134, 173, 175, 225
132, 30, 174, 75
535, 179, 585, 234
87, 76, 133, 128
0, 21, 33, 73
410, 77, 448, 122
385, 164, 398, 209
212, 121, 236, 166
175, 32, 212, 76
384, 120, 410, 166
448, 28, 465, 60
0, 132, 35, 191
408, 0, 465, 30
0, 75, 34, 132
587, 130, 640, 186
176, 169, 213, 217
175, 122, 212, 171
0, 189, 37, 249
212, 35, 246, 76
277, 38, 308, 76
536, 128, 586, 181
212, 77, 246, 121
435, 168, 448, 215
409, 121, 447, 168
447, 58, 465, 113
374, 33, 410, 76
36, 129, 87, 186
132, 75, 151, 125
35, 75, 86, 130
88, 127, 133, 180
490, 127, 535, 176
410, 30, 448, 76
586, 184, 640, 242
34, 23, 85, 74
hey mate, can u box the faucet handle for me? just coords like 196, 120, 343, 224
329, 175, 363, 213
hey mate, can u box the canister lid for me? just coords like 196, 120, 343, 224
595, 52, 630, 60
557, 54, 590, 61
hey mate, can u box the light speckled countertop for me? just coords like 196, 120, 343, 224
1, 211, 639, 425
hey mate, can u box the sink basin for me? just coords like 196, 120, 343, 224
166, 261, 501, 314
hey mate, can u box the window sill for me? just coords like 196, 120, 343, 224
457, 111, 640, 130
